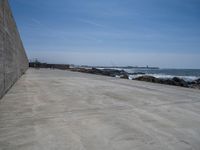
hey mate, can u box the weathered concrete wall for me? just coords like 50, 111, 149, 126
0, 0, 28, 99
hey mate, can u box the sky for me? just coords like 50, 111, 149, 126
9, 0, 200, 68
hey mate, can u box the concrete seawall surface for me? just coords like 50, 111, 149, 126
0, 68, 200, 150
0, 0, 28, 98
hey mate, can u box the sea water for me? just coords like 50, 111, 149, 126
125, 68, 200, 81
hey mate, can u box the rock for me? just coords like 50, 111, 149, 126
70, 68, 92, 73
131, 72, 146, 75
120, 74, 129, 79
188, 78, 200, 89
135, 76, 159, 83
69, 67, 196, 89
195, 78, 200, 84
172, 77, 188, 87
162, 79, 175, 85
101, 69, 127, 77
134, 76, 189, 87
70, 67, 129, 78
90, 68, 104, 75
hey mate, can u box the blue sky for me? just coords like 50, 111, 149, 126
9, 0, 200, 68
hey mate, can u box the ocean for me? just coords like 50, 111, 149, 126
125, 68, 200, 81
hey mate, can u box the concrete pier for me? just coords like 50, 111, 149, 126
0, 69, 200, 150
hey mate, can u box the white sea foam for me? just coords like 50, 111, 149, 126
129, 74, 199, 82
97, 67, 200, 82
97, 68, 123, 71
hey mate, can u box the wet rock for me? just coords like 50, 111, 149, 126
101, 69, 127, 77
120, 74, 129, 79
90, 68, 105, 75
188, 78, 200, 89
69, 67, 199, 89
172, 77, 189, 87
131, 72, 146, 75
196, 78, 200, 84
70, 67, 129, 78
134, 76, 159, 83
134, 76, 189, 87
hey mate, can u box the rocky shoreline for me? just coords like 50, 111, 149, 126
69, 67, 200, 89
29, 63, 200, 89
135, 76, 200, 89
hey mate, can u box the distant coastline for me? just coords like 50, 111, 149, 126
29, 62, 200, 89
81, 65, 159, 70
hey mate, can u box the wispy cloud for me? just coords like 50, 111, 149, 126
77, 19, 106, 28
31, 18, 42, 25
10, 0, 200, 68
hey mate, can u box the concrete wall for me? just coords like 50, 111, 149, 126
0, 0, 28, 99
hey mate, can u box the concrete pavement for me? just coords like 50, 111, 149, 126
0, 68, 200, 150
